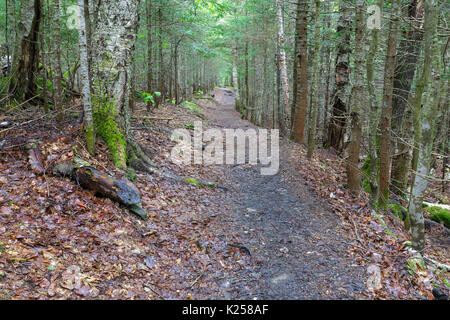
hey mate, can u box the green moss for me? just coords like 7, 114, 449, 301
378, 188, 389, 210
185, 178, 202, 187
126, 169, 137, 183
425, 206, 450, 229
84, 124, 95, 155
92, 95, 127, 168
389, 203, 407, 221
361, 156, 371, 193
203, 182, 217, 188
184, 178, 218, 189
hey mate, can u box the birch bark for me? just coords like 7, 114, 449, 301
77, 0, 95, 154
276, 0, 290, 136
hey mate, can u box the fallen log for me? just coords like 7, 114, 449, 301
76, 167, 141, 206
53, 160, 147, 220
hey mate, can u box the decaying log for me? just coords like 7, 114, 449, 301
76, 167, 140, 206
53, 161, 147, 220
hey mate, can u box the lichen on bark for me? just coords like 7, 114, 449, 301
90, 0, 151, 170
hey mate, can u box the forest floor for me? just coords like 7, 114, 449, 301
0, 89, 448, 300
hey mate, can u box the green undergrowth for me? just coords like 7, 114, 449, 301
36, 77, 53, 93
183, 101, 203, 115
0, 77, 10, 96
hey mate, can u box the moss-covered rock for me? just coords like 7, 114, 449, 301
425, 206, 450, 229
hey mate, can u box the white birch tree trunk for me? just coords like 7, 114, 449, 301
77, 0, 95, 154
90, 0, 140, 168
276, 0, 290, 136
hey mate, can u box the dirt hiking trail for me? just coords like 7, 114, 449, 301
204, 88, 366, 299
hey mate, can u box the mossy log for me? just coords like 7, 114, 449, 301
53, 161, 147, 220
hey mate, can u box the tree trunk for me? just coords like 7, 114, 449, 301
232, 46, 240, 112
53, 0, 64, 122
5, 0, 15, 76
408, 0, 441, 251
391, 0, 425, 197
9, 0, 41, 101
306, 0, 321, 159
346, 0, 365, 194
366, 0, 383, 206
83, 0, 93, 90
77, 0, 95, 155
276, 0, 290, 136
327, 1, 351, 153
91, 0, 152, 170
174, 43, 179, 104
146, 0, 153, 111
378, 0, 400, 209
322, 0, 332, 146
292, 0, 308, 143
39, 3, 48, 112
158, 5, 165, 102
